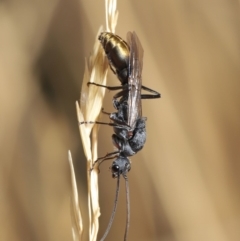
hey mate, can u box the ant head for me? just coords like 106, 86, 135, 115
111, 155, 131, 178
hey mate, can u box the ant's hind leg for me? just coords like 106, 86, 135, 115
141, 85, 161, 99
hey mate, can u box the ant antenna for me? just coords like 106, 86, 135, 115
123, 174, 130, 241
100, 175, 120, 241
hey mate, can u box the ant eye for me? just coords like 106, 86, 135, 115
112, 164, 120, 173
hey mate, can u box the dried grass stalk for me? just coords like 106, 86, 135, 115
68, 0, 118, 240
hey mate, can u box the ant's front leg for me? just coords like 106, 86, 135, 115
101, 108, 111, 116
90, 151, 120, 172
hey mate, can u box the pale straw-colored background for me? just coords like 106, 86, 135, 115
1, 0, 240, 241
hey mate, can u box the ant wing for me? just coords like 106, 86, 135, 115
126, 31, 143, 129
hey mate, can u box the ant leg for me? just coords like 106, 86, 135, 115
100, 108, 129, 127
90, 151, 120, 172
109, 64, 116, 75
101, 108, 111, 116
79, 121, 118, 127
95, 151, 120, 161
87, 82, 123, 91
141, 85, 161, 99
79, 120, 129, 131
113, 88, 128, 99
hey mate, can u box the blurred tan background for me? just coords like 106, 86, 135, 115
1, 0, 240, 241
